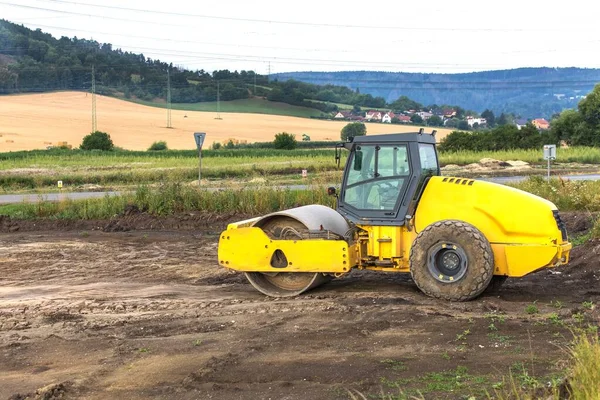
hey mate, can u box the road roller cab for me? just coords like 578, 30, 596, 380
218, 130, 572, 301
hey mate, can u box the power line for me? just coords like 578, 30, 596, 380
29, 0, 599, 33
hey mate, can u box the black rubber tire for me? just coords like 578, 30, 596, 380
410, 220, 494, 301
244, 216, 332, 297
483, 275, 508, 295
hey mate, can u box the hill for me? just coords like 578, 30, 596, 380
272, 68, 600, 119
0, 92, 452, 151
0, 19, 457, 120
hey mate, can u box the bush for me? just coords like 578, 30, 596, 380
211, 142, 222, 150
273, 132, 297, 150
80, 131, 114, 151
148, 141, 168, 151
438, 123, 556, 152
341, 122, 366, 141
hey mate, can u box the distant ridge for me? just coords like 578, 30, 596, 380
272, 68, 600, 118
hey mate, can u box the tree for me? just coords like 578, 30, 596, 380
427, 115, 443, 127
550, 109, 581, 145
410, 114, 423, 124
458, 120, 470, 131
444, 118, 459, 128
352, 104, 362, 115
578, 84, 600, 127
273, 132, 297, 149
497, 113, 509, 126
341, 122, 366, 141
481, 109, 495, 127
390, 95, 422, 112
80, 131, 114, 151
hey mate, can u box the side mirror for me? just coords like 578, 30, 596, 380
327, 187, 337, 196
353, 150, 363, 171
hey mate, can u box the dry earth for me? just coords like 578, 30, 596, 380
0, 212, 599, 400
0, 92, 451, 152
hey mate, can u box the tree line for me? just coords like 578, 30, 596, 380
0, 19, 468, 116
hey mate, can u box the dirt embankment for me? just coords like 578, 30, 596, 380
0, 211, 599, 399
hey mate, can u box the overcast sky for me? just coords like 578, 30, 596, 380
1, 0, 600, 75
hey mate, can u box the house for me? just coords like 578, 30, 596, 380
382, 112, 396, 123
466, 116, 487, 127
365, 110, 383, 121
416, 111, 433, 120
397, 115, 411, 123
532, 118, 550, 130
515, 119, 529, 129
334, 111, 352, 119
443, 108, 457, 118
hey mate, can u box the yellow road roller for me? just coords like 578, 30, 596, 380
218, 130, 571, 301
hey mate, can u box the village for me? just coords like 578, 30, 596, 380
333, 107, 551, 130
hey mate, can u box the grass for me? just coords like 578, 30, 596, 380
0, 183, 336, 220
0, 149, 344, 191
510, 176, 600, 212
121, 97, 324, 118
440, 146, 600, 165
2, 146, 600, 192
491, 333, 600, 400
360, 332, 600, 400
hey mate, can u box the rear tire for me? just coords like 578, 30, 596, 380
410, 220, 494, 301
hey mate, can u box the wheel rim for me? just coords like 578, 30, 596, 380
427, 242, 468, 283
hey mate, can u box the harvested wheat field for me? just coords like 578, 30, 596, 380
0, 92, 451, 151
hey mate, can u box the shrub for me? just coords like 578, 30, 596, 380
273, 132, 298, 150
341, 122, 366, 141
80, 131, 114, 151
148, 141, 168, 151
211, 142, 222, 150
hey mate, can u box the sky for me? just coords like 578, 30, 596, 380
1, 0, 600, 75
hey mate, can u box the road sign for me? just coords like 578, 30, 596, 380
543, 144, 556, 160
57, 180, 63, 188
194, 132, 206, 184
194, 132, 206, 150
543, 144, 557, 181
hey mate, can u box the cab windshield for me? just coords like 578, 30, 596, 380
342, 144, 410, 211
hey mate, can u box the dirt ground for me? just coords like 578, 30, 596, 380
0, 92, 451, 152
1, 212, 599, 400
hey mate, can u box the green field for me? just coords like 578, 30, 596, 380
441, 147, 600, 165
1, 146, 600, 192
0, 149, 342, 191
121, 97, 324, 118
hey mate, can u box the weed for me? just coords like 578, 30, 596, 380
582, 301, 595, 310
488, 333, 512, 344
484, 313, 506, 324
509, 362, 539, 388
193, 339, 202, 346
80, 231, 89, 237
138, 347, 149, 353
380, 359, 408, 372
525, 302, 539, 314
456, 329, 471, 342
441, 351, 450, 360
547, 313, 563, 326
488, 323, 498, 331
550, 300, 564, 309
573, 312, 585, 324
